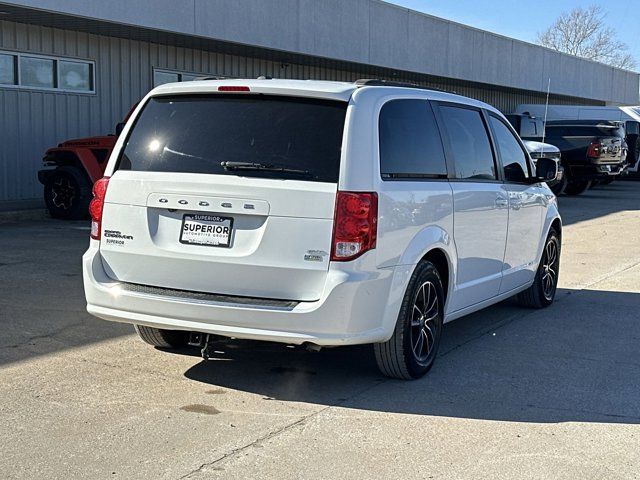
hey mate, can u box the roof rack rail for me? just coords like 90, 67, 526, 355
354, 79, 454, 94
193, 76, 230, 81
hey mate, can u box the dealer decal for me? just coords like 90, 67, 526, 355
104, 229, 134, 246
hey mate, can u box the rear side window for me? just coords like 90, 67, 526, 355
438, 105, 496, 180
489, 116, 530, 183
379, 99, 447, 178
521, 119, 541, 138
117, 95, 347, 183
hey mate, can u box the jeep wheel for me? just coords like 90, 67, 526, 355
44, 166, 92, 220
563, 179, 591, 196
517, 228, 560, 308
134, 325, 188, 348
374, 261, 444, 380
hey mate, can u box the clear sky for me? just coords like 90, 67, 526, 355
388, 0, 640, 68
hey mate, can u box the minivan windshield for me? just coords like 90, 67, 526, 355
117, 94, 347, 182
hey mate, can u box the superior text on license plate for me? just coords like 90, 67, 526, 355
180, 214, 233, 247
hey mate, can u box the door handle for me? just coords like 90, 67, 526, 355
495, 197, 508, 208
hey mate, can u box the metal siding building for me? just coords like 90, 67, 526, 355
0, 0, 638, 209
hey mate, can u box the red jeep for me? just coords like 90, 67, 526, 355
38, 106, 136, 219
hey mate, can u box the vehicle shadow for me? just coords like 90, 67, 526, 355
558, 180, 640, 226
182, 288, 640, 424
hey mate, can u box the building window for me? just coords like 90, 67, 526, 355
153, 68, 219, 87
0, 53, 16, 85
20, 56, 54, 88
0, 50, 95, 93
58, 60, 92, 91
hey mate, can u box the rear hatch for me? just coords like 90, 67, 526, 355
99, 93, 348, 301
584, 123, 626, 163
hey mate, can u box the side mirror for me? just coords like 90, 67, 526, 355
625, 121, 640, 136
115, 122, 126, 136
534, 157, 559, 182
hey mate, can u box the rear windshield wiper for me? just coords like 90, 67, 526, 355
221, 161, 310, 176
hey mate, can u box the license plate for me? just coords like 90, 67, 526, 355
180, 214, 233, 247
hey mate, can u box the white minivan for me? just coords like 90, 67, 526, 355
83, 79, 562, 379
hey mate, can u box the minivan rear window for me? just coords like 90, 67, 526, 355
117, 95, 347, 183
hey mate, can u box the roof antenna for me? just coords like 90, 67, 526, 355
541, 78, 551, 157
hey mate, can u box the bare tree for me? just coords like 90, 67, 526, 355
537, 5, 636, 70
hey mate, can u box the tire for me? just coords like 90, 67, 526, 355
374, 261, 444, 380
550, 174, 567, 196
44, 166, 92, 220
517, 228, 560, 308
563, 179, 592, 195
134, 324, 188, 348
629, 141, 640, 169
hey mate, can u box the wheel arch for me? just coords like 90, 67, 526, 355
379, 229, 456, 343
535, 212, 562, 267
550, 217, 562, 241
44, 148, 103, 183
393, 225, 456, 311
419, 248, 451, 306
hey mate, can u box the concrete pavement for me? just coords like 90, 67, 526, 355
1, 181, 639, 479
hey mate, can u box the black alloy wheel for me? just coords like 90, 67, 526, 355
409, 280, 440, 365
374, 261, 444, 379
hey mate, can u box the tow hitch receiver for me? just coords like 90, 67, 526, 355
188, 332, 206, 348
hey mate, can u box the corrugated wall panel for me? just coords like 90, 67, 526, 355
0, 19, 605, 207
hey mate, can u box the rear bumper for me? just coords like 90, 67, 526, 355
83, 243, 399, 346
567, 162, 625, 179
595, 163, 627, 176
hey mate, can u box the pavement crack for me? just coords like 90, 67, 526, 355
578, 259, 640, 290
177, 414, 313, 479
1, 321, 87, 350
176, 379, 387, 479
78, 356, 183, 383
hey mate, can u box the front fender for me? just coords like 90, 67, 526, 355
42, 147, 106, 183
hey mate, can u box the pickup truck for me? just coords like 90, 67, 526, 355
515, 104, 640, 175
544, 120, 627, 195
506, 114, 564, 194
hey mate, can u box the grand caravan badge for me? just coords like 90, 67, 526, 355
104, 229, 134, 246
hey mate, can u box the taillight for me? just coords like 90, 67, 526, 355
89, 177, 110, 240
587, 141, 602, 158
331, 192, 378, 261
218, 86, 250, 92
